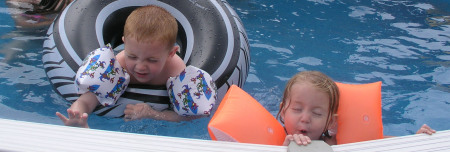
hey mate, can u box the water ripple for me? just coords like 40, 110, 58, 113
0, 62, 48, 86
355, 71, 426, 86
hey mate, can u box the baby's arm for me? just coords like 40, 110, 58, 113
55, 92, 99, 128
283, 134, 312, 146
123, 103, 202, 122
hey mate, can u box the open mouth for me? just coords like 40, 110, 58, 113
300, 129, 307, 134
135, 72, 147, 77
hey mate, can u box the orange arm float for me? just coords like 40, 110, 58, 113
336, 81, 384, 144
208, 85, 286, 145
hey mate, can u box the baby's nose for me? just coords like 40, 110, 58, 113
135, 62, 147, 70
299, 113, 311, 123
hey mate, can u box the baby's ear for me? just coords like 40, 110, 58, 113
279, 100, 287, 119
328, 114, 338, 130
279, 112, 285, 121
327, 114, 338, 136
169, 45, 179, 57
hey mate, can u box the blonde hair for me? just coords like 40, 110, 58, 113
124, 5, 177, 49
276, 71, 339, 137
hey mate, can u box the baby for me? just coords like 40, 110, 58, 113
56, 5, 216, 128
277, 71, 436, 146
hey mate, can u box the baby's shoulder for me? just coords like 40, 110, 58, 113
115, 51, 126, 67
167, 54, 186, 77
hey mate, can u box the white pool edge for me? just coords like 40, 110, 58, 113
0, 118, 449, 152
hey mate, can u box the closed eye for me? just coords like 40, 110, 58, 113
127, 55, 137, 60
291, 107, 302, 112
312, 109, 324, 117
313, 112, 322, 116
148, 58, 158, 63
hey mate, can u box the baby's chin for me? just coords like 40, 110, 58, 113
132, 74, 152, 83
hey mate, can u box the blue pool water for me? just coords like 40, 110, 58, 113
0, 0, 449, 140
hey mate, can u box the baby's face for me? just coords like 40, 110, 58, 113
282, 82, 331, 140
123, 37, 170, 83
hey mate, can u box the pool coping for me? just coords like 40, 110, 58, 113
0, 118, 448, 152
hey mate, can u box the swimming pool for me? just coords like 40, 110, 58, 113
0, 0, 448, 140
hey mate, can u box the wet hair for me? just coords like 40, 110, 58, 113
123, 5, 178, 50
276, 71, 339, 138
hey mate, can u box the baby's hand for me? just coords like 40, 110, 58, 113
416, 124, 436, 135
283, 134, 312, 146
55, 109, 89, 128
124, 103, 157, 121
